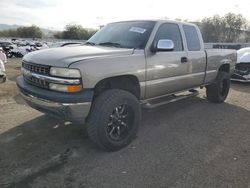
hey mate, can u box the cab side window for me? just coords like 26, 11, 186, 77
183, 25, 201, 51
154, 23, 183, 51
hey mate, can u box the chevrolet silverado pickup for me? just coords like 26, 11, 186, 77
16, 20, 236, 151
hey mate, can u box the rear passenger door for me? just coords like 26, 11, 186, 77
183, 25, 206, 86
146, 23, 191, 98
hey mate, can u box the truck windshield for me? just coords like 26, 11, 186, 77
87, 21, 155, 49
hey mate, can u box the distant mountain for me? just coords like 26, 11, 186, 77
0, 24, 21, 30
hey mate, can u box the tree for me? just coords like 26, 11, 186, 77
54, 24, 97, 40
53, 31, 63, 39
200, 15, 230, 42
17, 25, 43, 38
245, 26, 250, 42
0, 25, 43, 38
223, 13, 247, 42
54, 25, 96, 40
200, 13, 247, 43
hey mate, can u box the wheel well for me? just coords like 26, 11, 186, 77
219, 64, 230, 72
94, 75, 140, 99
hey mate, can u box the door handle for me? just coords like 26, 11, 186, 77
181, 57, 188, 63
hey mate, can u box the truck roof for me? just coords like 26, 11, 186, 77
109, 19, 197, 27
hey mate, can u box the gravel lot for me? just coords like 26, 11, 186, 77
0, 58, 250, 188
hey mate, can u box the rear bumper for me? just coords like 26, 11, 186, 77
16, 75, 94, 123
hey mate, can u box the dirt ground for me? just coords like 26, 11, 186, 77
0, 58, 250, 188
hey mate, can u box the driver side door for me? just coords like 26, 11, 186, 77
146, 23, 191, 98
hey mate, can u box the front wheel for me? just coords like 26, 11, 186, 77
86, 89, 141, 151
206, 71, 230, 103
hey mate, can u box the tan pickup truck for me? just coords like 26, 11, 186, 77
17, 20, 236, 151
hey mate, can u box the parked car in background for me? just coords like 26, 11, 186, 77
0, 47, 7, 83
231, 47, 250, 82
6, 42, 48, 58
36, 42, 49, 50
6, 45, 28, 58
0, 41, 13, 52
0, 41, 12, 49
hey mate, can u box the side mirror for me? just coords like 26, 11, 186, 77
151, 39, 174, 52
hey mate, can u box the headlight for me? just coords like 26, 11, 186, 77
49, 83, 82, 93
50, 67, 81, 78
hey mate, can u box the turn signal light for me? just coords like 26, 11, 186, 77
67, 85, 82, 93
49, 83, 82, 93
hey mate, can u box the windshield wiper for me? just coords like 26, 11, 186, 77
98, 42, 121, 47
85, 41, 96, 46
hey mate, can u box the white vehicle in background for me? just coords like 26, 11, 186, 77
231, 47, 250, 82
38, 43, 49, 50
0, 47, 7, 83
6, 44, 28, 58
5, 40, 49, 58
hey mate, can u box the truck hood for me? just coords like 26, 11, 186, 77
237, 52, 250, 64
23, 45, 134, 67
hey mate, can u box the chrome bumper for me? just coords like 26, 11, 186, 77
20, 92, 91, 123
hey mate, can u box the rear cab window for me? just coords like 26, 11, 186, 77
183, 25, 201, 51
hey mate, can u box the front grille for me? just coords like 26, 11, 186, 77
22, 61, 50, 88
22, 61, 50, 75
236, 63, 250, 71
24, 76, 49, 89
235, 63, 250, 75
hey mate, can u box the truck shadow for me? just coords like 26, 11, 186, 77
0, 114, 99, 188
0, 96, 250, 187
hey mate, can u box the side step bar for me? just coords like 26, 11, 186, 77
142, 90, 199, 109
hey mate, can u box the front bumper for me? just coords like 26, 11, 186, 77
16, 75, 94, 123
231, 63, 250, 83
231, 72, 250, 83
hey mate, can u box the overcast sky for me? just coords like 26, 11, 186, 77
0, 0, 250, 30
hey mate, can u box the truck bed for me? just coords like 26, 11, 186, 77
204, 49, 236, 84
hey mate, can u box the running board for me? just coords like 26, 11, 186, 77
142, 90, 199, 109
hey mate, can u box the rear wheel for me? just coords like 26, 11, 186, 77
87, 89, 141, 151
206, 71, 230, 103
